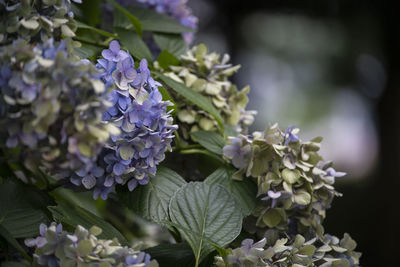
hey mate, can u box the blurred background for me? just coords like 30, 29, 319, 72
188, 0, 399, 266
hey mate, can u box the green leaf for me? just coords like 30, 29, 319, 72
204, 167, 257, 216
117, 167, 186, 224
191, 131, 225, 155
48, 203, 128, 245
154, 72, 224, 131
78, 0, 101, 26
159, 86, 177, 115
169, 182, 242, 265
157, 50, 180, 70
108, 0, 142, 36
114, 7, 194, 34
0, 179, 50, 238
154, 33, 187, 57
76, 21, 117, 38
115, 27, 152, 61
74, 43, 102, 60
0, 224, 31, 262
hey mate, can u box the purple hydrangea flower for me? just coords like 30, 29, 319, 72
72, 165, 105, 189
94, 40, 177, 199
101, 40, 128, 62
125, 252, 151, 265
223, 136, 252, 169
283, 125, 300, 145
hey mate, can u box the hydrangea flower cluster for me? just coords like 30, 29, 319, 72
0, 38, 115, 183
136, 0, 198, 43
214, 234, 361, 267
223, 124, 344, 240
25, 222, 158, 267
90, 40, 177, 199
0, 0, 79, 44
158, 44, 256, 139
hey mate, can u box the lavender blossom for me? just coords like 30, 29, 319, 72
223, 136, 252, 169
94, 40, 177, 199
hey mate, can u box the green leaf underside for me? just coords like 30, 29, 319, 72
169, 182, 242, 265
48, 203, 128, 245
205, 167, 257, 216
154, 33, 187, 57
0, 179, 50, 238
109, 0, 143, 36
118, 167, 186, 224
153, 72, 224, 130
115, 27, 153, 62
114, 7, 194, 34
191, 131, 225, 155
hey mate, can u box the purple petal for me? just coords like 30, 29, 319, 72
113, 163, 126, 176
82, 175, 96, 189
109, 40, 120, 53
128, 179, 138, 191
91, 166, 104, 177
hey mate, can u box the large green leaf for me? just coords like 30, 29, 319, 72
115, 27, 153, 61
154, 33, 187, 57
154, 72, 224, 130
169, 182, 242, 266
108, 0, 142, 36
191, 131, 225, 155
117, 167, 186, 224
114, 7, 194, 34
48, 203, 128, 245
0, 179, 50, 238
205, 167, 257, 216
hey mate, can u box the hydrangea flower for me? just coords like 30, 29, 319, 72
26, 223, 157, 267
93, 40, 177, 199
0, 0, 78, 44
223, 136, 252, 169
0, 38, 114, 186
223, 124, 345, 240
283, 125, 300, 145
158, 44, 256, 139
215, 234, 361, 267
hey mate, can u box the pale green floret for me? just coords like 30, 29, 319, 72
157, 43, 256, 139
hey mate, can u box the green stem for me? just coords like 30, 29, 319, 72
179, 148, 224, 163
73, 36, 108, 48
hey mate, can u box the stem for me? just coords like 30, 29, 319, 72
73, 37, 108, 48
179, 148, 224, 163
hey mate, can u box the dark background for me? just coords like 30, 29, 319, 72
189, 0, 400, 266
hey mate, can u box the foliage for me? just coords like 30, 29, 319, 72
0, 1, 361, 267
